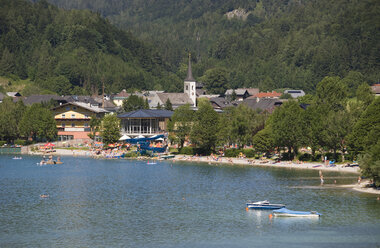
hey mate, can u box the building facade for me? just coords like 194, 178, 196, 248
118, 109, 173, 138
52, 102, 108, 141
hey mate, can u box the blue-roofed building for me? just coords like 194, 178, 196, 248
117, 109, 173, 138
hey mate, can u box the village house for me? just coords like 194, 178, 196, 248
225, 88, 259, 101
241, 98, 284, 113
52, 102, 108, 141
21, 94, 67, 105
253, 91, 282, 99
371, 84, 380, 97
111, 89, 130, 107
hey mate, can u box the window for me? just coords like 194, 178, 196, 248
71, 123, 75, 127
62, 123, 65, 128
66, 107, 70, 111
73, 106, 77, 110
71, 114, 75, 118
85, 114, 89, 118
186, 85, 188, 90
62, 114, 65, 118
84, 123, 89, 127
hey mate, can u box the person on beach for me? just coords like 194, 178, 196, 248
358, 176, 361, 184
320, 175, 324, 185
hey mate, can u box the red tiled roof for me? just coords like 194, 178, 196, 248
254, 91, 282, 98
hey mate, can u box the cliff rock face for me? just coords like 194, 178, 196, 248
225, 8, 250, 20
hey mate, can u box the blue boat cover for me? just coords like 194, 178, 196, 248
125, 134, 165, 144
273, 208, 321, 215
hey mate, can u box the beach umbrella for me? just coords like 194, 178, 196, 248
119, 134, 131, 141
108, 144, 115, 147
45, 142, 55, 147
137, 135, 145, 138
156, 137, 164, 141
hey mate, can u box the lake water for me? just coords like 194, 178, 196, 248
0, 155, 379, 248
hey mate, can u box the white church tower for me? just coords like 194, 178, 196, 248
184, 53, 197, 107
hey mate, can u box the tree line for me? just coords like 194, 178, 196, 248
168, 76, 379, 185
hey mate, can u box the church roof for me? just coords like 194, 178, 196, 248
185, 55, 195, 81
156, 93, 194, 106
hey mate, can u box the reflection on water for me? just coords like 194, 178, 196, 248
0, 155, 379, 248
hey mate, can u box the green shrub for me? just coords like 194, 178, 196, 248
0, 141, 6, 147
242, 149, 255, 158
224, 148, 241, 158
280, 152, 291, 161
179, 146, 194, 155
124, 152, 138, 158
14, 139, 27, 146
169, 148, 179, 154
297, 153, 312, 161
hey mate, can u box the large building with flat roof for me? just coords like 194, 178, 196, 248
118, 109, 173, 138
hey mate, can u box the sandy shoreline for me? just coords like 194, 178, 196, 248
172, 155, 361, 173
28, 149, 380, 195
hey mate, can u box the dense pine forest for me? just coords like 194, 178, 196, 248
0, 0, 182, 96
37, 0, 379, 92
1, 0, 379, 95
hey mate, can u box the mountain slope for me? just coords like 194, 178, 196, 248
25, 0, 380, 92
0, 0, 182, 96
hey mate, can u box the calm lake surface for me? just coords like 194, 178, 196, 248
0, 155, 379, 248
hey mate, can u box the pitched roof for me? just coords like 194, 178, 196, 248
113, 89, 130, 99
92, 96, 117, 109
22, 95, 67, 105
254, 91, 282, 98
64, 95, 99, 105
242, 98, 283, 113
196, 88, 206, 96
118, 109, 173, 118
225, 88, 259, 96
156, 93, 194, 106
245, 88, 259, 96
51, 102, 109, 113
209, 97, 234, 109
185, 55, 195, 81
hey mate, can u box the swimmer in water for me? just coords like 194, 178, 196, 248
40, 194, 49, 198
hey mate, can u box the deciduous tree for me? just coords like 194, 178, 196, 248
190, 99, 219, 154
100, 114, 121, 145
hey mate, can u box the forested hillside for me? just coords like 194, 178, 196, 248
42, 0, 380, 92
0, 0, 182, 96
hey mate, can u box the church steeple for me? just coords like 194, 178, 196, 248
184, 53, 196, 107
185, 53, 195, 81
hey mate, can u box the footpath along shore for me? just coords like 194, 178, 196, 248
29, 149, 379, 195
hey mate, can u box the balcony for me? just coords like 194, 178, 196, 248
58, 127, 91, 132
